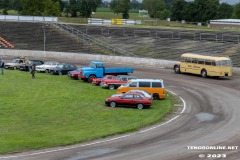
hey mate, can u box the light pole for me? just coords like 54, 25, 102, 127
42, 25, 46, 51
38, 11, 47, 51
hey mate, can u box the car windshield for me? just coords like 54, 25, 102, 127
45, 61, 58, 65
11, 59, 18, 63
56, 64, 64, 68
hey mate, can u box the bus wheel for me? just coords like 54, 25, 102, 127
174, 66, 180, 74
201, 70, 207, 78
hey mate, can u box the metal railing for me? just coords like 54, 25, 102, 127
51, 22, 134, 57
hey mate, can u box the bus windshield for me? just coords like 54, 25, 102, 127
216, 60, 231, 66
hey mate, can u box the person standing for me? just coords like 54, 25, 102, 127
0, 59, 4, 75
31, 64, 36, 79
25, 58, 29, 72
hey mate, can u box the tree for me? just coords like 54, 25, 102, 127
19, 0, 60, 16
193, 0, 219, 22
110, 0, 131, 19
78, 0, 102, 18
142, 0, 166, 18
233, 3, 240, 18
0, 0, 10, 15
217, 3, 233, 19
170, 0, 187, 21
131, 0, 141, 9
156, 9, 171, 20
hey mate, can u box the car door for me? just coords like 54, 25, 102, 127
133, 94, 143, 105
118, 94, 133, 106
63, 65, 69, 74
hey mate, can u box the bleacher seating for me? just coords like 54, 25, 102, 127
1, 21, 240, 67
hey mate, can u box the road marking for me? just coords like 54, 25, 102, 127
0, 90, 186, 159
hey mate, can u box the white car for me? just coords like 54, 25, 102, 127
4, 58, 25, 69
111, 90, 153, 99
36, 61, 59, 73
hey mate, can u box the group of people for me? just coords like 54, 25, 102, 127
0, 57, 36, 78
24, 58, 36, 79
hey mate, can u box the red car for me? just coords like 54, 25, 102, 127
105, 92, 152, 109
92, 75, 116, 85
100, 75, 136, 89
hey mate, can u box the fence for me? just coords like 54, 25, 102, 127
0, 15, 57, 22
88, 18, 141, 25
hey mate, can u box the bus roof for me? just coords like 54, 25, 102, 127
181, 53, 230, 61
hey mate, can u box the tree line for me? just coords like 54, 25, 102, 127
0, 0, 240, 23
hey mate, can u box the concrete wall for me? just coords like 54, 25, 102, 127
0, 49, 177, 68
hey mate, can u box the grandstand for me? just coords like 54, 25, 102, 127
1, 21, 240, 67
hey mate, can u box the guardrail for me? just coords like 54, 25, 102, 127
0, 15, 57, 22
88, 18, 141, 25
51, 22, 135, 57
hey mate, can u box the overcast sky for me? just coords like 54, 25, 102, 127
104, 0, 239, 5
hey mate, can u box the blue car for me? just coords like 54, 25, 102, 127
49, 63, 77, 75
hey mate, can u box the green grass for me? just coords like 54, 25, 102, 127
0, 70, 174, 154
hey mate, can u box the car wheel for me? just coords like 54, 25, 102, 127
153, 93, 159, 100
109, 84, 115, 90
45, 69, 49, 73
174, 66, 180, 74
50, 71, 54, 75
13, 66, 17, 70
59, 71, 62, 75
88, 75, 96, 83
137, 103, 144, 109
201, 70, 207, 78
110, 101, 117, 108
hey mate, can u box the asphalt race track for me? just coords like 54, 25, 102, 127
1, 61, 240, 160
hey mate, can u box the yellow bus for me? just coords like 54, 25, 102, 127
173, 53, 232, 78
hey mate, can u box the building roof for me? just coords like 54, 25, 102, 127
210, 19, 240, 25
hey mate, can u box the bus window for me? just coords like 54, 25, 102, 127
221, 60, 231, 66
205, 60, 212, 65
185, 58, 191, 63
129, 82, 137, 87
212, 61, 216, 66
216, 61, 221, 66
181, 57, 185, 62
139, 82, 151, 87
192, 58, 198, 64
198, 59, 204, 64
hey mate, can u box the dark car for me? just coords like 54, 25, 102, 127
49, 63, 77, 75
105, 92, 153, 109
19, 60, 44, 71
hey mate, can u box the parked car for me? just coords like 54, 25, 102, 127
111, 90, 153, 100
92, 75, 116, 85
100, 75, 137, 89
4, 57, 25, 69
36, 61, 60, 73
49, 63, 77, 75
67, 67, 82, 79
105, 92, 153, 109
19, 60, 44, 71
117, 79, 166, 100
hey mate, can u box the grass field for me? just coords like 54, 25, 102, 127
0, 70, 175, 154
